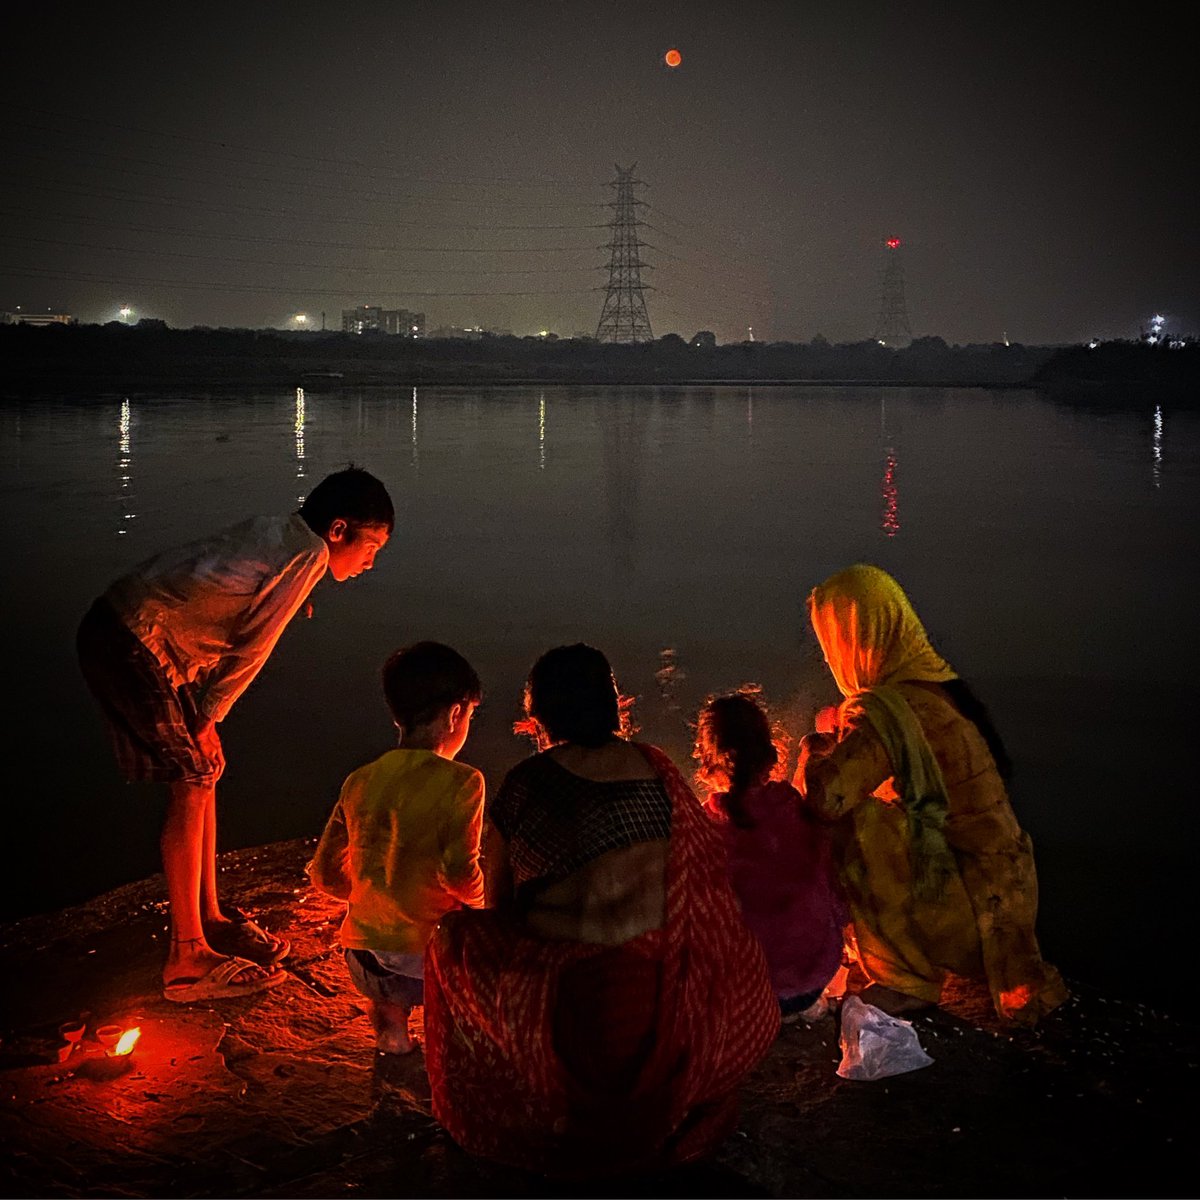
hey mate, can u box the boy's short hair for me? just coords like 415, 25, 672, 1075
300, 466, 394, 536
383, 642, 482, 733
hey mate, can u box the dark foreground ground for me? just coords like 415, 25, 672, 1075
1, 840, 1193, 1199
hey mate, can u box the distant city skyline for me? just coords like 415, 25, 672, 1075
2, 3, 1196, 345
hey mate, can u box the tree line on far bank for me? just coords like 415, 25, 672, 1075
2, 321, 1197, 403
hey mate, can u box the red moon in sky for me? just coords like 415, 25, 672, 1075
664, 48, 682, 68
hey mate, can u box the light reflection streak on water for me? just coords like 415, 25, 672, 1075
1153, 405, 1163, 489
881, 448, 899, 537
117, 397, 134, 535
411, 386, 419, 469
294, 388, 306, 502
538, 392, 546, 470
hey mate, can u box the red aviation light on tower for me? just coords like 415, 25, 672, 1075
886, 237, 902, 249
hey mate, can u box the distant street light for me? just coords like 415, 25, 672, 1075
118, 305, 134, 322
292, 313, 310, 328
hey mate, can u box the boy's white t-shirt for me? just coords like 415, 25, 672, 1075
104, 512, 328, 722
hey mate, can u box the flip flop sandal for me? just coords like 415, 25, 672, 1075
163, 956, 285, 1004
206, 909, 291, 965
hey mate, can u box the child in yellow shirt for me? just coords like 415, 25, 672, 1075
309, 641, 484, 1054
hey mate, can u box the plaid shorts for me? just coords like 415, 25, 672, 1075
76, 599, 223, 786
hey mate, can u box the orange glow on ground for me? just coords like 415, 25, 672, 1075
664, 48, 682, 68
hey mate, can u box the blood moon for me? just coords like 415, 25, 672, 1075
664, 48, 682, 68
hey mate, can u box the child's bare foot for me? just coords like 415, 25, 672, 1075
371, 1001, 414, 1055
375, 1026, 413, 1054
798, 994, 833, 1023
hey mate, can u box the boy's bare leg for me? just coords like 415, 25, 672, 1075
199, 786, 227, 928
161, 782, 274, 986
162, 781, 225, 982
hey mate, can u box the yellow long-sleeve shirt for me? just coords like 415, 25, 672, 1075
308, 749, 485, 953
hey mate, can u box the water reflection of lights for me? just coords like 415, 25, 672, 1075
117, 397, 135, 535
881, 448, 899, 537
1152, 405, 1163, 489
411, 386, 419, 468
294, 388, 306, 501
538, 392, 546, 470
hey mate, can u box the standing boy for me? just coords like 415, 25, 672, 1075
77, 466, 394, 1003
308, 641, 485, 1054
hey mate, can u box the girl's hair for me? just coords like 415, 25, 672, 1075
521, 643, 624, 749
941, 678, 1013, 780
693, 691, 780, 829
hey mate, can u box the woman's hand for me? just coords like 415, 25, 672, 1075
793, 731, 837, 798
813, 705, 840, 735
800, 730, 837, 757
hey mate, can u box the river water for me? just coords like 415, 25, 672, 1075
2, 385, 1196, 1009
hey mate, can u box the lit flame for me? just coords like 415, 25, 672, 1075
113, 1027, 141, 1056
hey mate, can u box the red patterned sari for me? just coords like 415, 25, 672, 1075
423, 743, 780, 1179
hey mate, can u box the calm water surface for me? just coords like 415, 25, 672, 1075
3, 385, 1196, 1007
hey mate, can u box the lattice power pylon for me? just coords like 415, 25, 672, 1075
595, 164, 654, 343
873, 236, 912, 346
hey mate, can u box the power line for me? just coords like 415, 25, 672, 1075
0, 185, 597, 251
4, 233, 599, 276
647, 206, 777, 265
4, 143, 608, 215
0, 265, 597, 299
0, 179, 603, 242
5, 107, 599, 192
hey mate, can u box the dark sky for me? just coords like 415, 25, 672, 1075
2, 2, 1195, 345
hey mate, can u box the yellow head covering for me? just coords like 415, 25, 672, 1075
808, 564, 958, 897
807, 563, 957, 696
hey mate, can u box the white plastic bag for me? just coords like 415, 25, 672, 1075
836, 995, 934, 1081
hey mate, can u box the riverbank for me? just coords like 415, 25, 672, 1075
1, 838, 1193, 1199
6, 323, 1197, 407
0, 322, 1061, 393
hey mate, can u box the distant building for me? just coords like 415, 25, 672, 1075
427, 324, 482, 341
426, 324, 512, 340
3, 310, 75, 326
341, 305, 425, 337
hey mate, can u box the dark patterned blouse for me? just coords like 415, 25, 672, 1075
488, 749, 672, 894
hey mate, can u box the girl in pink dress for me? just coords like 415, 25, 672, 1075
695, 692, 847, 1021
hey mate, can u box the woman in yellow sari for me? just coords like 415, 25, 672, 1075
794, 564, 1067, 1025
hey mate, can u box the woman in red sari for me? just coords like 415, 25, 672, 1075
423, 644, 779, 1179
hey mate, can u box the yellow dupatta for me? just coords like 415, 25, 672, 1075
808, 564, 958, 897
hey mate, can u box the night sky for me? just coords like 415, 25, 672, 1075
2, 2, 1195, 346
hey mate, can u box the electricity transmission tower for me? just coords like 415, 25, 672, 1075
595, 164, 654, 343
873, 237, 912, 346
